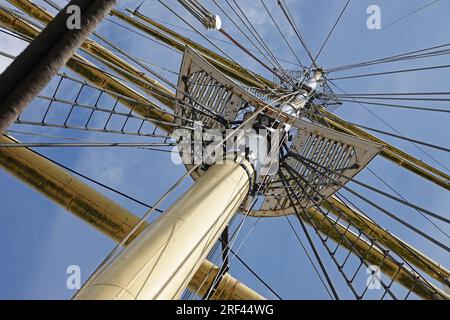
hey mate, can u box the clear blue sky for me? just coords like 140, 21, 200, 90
0, 0, 449, 299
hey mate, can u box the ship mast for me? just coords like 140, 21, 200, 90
0, 0, 448, 300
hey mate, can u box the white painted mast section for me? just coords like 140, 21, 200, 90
281, 69, 324, 132
77, 157, 254, 300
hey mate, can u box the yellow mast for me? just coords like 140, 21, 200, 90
76, 157, 254, 299
0, 135, 264, 299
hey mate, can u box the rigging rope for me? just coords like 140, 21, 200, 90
259, 0, 304, 68
331, 0, 441, 66
279, 169, 340, 300
281, 161, 446, 299
339, 99, 450, 114
366, 167, 450, 240
347, 121, 450, 153
288, 153, 450, 252
329, 81, 450, 174
328, 64, 450, 81
276, 0, 317, 67
328, 43, 450, 73
314, 0, 351, 63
